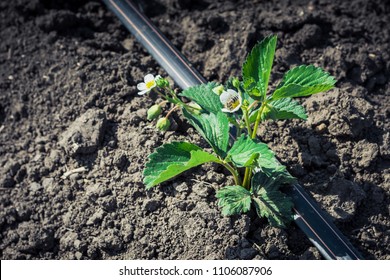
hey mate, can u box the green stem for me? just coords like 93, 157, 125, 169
243, 101, 268, 189
168, 88, 182, 103
236, 125, 242, 138
247, 100, 259, 112
218, 160, 242, 186
242, 167, 252, 190
243, 108, 252, 137
153, 88, 170, 101
251, 102, 267, 139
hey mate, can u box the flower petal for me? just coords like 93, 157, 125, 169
220, 89, 241, 113
227, 89, 239, 96
144, 74, 155, 83
219, 91, 231, 104
137, 83, 147, 91
138, 89, 149, 95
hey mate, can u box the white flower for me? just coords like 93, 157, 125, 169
137, 74, 161, 95
220, 89, 242, 113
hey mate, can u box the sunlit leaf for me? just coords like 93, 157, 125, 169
216, 185, 252, 216
272, 65, 336, 100
144, 142, 220, 189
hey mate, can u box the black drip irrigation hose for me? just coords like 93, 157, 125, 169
102, 0, 364, 260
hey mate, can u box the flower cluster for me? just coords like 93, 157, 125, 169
136, 74, 179, 131
138, 74, 243, 118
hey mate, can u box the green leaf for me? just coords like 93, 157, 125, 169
227, 135, 278, 169
251, 171, 294, 228
262, 98, 307, 120
242, 35, 277, 99
272, 65, 336, 100
143, 142, 220, 189
259, 165, 296, 186
216, 185, 252, 216
180, 83, 229, 156
180, 82, 222, 114
182, 108, 229, 157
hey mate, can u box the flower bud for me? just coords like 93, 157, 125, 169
147, 104, 162, 120
232, 78, 240, 89
156, 117, 171, 131
212, 85, 224, 95
155, 76, 169, 88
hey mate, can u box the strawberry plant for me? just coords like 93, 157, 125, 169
138, 35, 336, 227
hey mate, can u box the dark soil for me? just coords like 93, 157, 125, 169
0, 0, 389, 260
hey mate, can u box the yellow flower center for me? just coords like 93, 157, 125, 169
226, 95, 240, 110
146, 80, 155, 89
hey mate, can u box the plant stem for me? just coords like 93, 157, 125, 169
219, 161, 242, 186
153, 88, 170, 101
242, 167, 252, 190
158, 100, 168, 107
236, 125, 241, 138
243, 108, 252, 137
247, 100, 259, 111
251, 102, 267, 139
168, 88, 182, 103
242, 101, 268, 189
165, 105, 180, 118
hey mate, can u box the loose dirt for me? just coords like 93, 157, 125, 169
0, 0, 389, 259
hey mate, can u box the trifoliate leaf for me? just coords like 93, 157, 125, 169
251, 171, 294, 228
143, 142, 220, 189
242, 35, 277, 99
216, 185, 252, 216
227, 135, 278, 169
182, 108, 229, 158
271, 65, 336, 100
180, 82, 221, 114
262, 98, 307, 120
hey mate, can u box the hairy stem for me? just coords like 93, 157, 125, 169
168, 88, 182, 103
242, 101, 268, 189
158, 100, 168, 107
251, 102, 267, 139
219, 161, 242, 186
242, 166, 252, 190
247, 100, 259, 111
243, 108, 252, 138
236, 125, 242, 138
165, 105, 180, 118
153, 88, 170, 100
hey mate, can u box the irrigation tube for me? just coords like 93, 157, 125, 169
103, 0, 364, 260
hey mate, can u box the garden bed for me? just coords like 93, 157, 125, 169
0, 0, 389, 259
